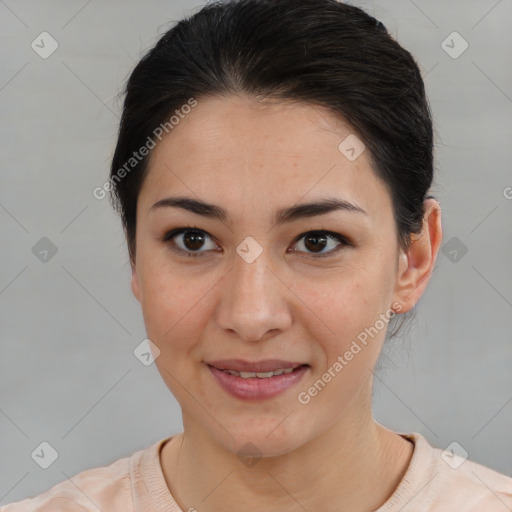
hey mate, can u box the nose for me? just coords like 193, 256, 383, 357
215, 252, 292, 342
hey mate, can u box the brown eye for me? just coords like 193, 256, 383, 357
182, 231, 206, 251
163, 228, 219, 257
292, 230, 349, 257
303, 233, 328, 253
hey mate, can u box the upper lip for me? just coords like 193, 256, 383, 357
207, 359, 308, 373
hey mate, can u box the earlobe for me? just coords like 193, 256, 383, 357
392, 198, 443, 313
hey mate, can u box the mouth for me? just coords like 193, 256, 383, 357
217, 366, 302, 378
206, 359, 310, 400
207, 359, 309, 375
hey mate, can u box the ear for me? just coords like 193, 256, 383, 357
131, 259, 141, 303
392, 198, 443, 313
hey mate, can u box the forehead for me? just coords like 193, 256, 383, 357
139, 95, 392, 222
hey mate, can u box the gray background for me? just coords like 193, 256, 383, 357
1, 0, 511, 505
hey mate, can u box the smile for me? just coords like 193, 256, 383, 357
206, 360, 310, 400
220, 367, 296, 378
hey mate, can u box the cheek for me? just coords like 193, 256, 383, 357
139, 266, 213, 399
136, 256, 213, 351
291, 273, 390, 415
306, 265, 383, 307
291, 259, 393, 358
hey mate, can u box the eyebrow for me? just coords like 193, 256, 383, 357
149, 196, 367, 224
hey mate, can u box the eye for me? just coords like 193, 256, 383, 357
162, 227, 351, 259
291, 230, 350, 257
162, 227, 219, 257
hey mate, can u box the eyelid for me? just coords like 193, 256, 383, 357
290, 230, 352, 258
161, 227, 220, 258
161, 227, 352, 258
162, 226, 214, 243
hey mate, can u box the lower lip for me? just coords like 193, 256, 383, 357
207, 364, 309, 401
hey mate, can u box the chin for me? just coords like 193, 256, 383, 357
208, 417, 314, 460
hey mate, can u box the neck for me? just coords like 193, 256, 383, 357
161, 408, 414, 512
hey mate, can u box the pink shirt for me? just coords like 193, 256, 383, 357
2, 432, 512, 511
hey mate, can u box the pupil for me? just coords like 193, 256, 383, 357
305, 233, 327, 252
182, 232, 329, 253
184, 231, 204, 250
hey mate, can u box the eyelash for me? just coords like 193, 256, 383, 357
161, 226, 352, 259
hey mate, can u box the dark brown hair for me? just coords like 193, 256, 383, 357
110, 0, 435, 267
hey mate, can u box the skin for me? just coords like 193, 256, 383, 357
130, 94, 442, 512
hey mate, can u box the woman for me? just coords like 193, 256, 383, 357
4, 0, 511, 510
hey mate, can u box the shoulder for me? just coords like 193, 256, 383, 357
388, 432, 512, 511
430, 451, 512, 510
0, 443, 150, 512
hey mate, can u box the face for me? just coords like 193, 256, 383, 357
131, 95, 411, 457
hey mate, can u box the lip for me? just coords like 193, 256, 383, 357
206, 360, 310, 401
207, 359, 307, 373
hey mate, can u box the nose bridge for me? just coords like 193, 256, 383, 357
216, 248, 290, 341
235, 253, 271, 299
229, 249, 276, 311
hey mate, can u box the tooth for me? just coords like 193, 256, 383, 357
222, 367, 299, 378
256, 371, 275, 378
240, 371, 257, 378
